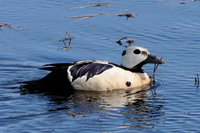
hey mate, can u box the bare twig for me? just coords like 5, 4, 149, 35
116, 9, 135, 21
58, 32, 74, 50
58, 31, 74, 41
151, 57, 163, 84
116, 37, 134, 47
0, 23, 28, 32
0, 23, 18, 31
0, 23, 12, 29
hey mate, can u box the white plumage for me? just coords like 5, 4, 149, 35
71, 65, 150, 91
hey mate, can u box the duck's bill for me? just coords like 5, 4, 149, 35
144, 54, 166, 64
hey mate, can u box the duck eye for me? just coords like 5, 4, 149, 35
133, 49, 141, 54
122, 50, 126, 56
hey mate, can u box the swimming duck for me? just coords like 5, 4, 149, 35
21, 46, 165, 91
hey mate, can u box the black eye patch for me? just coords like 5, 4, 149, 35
122, 50, 126, 56
133, 49, 141, 54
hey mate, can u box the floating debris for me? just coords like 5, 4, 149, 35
67, 9, 136, 21
68, 2, 111, 10
195, 73, 199, 87
0, 23, 12, 29
151, 57, 163, 84
116, 37, 134, 47
0, 23, 20, 31
0, 23, 28, 32
116, 9, 135, 21
58, 32, 74, 50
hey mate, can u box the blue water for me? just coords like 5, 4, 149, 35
1, 0, 200, 132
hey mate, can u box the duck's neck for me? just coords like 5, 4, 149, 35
121, 65, 144, 73
121, 60, 147, 73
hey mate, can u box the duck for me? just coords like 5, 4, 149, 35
20, 46, 165, 92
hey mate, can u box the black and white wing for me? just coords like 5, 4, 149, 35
68, 61, 114, 82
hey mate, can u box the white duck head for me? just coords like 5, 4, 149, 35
121, 46, 166, 71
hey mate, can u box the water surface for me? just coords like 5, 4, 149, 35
1, 0, 200, 132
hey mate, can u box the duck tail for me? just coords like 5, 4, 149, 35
19, 80, 46, 91
19, 69, 74, 94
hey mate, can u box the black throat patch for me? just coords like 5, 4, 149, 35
69, 62, 113, 82
120, 64, 144, 73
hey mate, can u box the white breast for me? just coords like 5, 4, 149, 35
70, 66, 151, 91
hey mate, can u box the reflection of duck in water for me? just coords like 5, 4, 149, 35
71, 87, 150, 108
53, 88, 163, 121
20, 46, 165, 92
